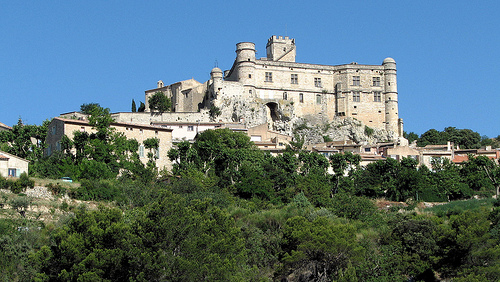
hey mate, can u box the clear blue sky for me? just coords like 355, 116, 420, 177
1, 1, 499, 137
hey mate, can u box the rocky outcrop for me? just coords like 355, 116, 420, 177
292, 116, 396, 145
215, 95, 396, 145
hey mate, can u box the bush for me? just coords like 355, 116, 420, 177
47, 183, 67, 196
71, 179, 121, 201
78, 159, 116, 180
0, 176, 8, 189
9, 180, 24, 194
9, 196, 31, 214
19, 172, 34, 189
364, 126, 374, 137
327, 193, 376, 220
427, 198, 494, 217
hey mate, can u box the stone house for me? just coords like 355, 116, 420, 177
0, 150, 29, 177
45, 117, 173, 170
0, 122, 12, 132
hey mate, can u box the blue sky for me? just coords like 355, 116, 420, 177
1, 1, 499, 137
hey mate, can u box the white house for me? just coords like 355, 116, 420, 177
0, 151, 29, 177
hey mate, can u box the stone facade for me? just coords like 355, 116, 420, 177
143, 35, 403, 140
0, 150, 29, 177
45, 117, 173, 170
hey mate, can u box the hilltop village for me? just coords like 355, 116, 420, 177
37, 35, 497, 172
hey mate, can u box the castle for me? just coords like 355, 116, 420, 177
143, 35, 403, 139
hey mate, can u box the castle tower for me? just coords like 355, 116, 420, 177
383, 57, 399, 136
210, 67, 223, 99
266, 35, 296, 62
235, 42, 256, 87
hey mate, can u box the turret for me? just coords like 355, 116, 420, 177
383, 57, 399, 136
210, 67, 223, 99
235, 42, 256, 86
266, 35, 296, 62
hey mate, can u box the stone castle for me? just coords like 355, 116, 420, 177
143, 35, 403, 140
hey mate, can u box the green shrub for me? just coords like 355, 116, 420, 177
60, 201, 69, 211
71, 179, 121, 201
47, 183, 67, 196
78, 159, 116, 180
0, 176, 8, 189
19, 172, 34, 189
323, 135, 333, 142
427, 198, 494, 217
9, 180, 24, 194
9, 196, 31, 214
364, 126, 374, 137
327, 193, 377, 220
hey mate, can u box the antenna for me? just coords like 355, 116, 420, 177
214, 59, 218, 68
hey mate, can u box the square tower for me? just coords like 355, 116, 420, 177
266, 35, 296, 62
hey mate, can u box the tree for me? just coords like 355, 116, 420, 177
418, 129, 444, 147
143, 137, 160, 175
280, 216, 364, 281
383, 216, 438, 279
80, 103, 101, 115
431, 158, 472, 200
461, 155, 500, 198
131, 99, 137, 112
148, 91, 172, 113
0, 118, 49, 161
138, 101, 146, 112
404, 131, 419, 144
417, 127, 482, 149
209, 105, 221, 121
330, 152, 361, 196
33, 194, 248, 281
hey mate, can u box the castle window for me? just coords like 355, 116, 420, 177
155, 147, 160, 159
248, 74, 252, 78
139, 145, 145, 158
374, 92, 382, 102
187, 126, 194, 132
353, 76, 360, 86
265, 72, 273, 82
316, 94, 322, 104
249, 89, 252, 94
353, 91, 360, 102
291, 74, 298, 84
314, 77, 322, 88
283, 92, 288, 100
51, 126, 56, 135
299, 93, 304, 103
373, 77, 381, 86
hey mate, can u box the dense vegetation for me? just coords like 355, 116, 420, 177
1, 108, 500, 281
405, 127, 500, 149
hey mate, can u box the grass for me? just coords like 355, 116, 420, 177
32, 177, 80, 188
426, 198, 495, 217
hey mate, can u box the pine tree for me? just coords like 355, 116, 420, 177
131, 99, 137, 112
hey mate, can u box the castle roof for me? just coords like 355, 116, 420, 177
383, 57, 396, 64
0, 122, 12, 130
